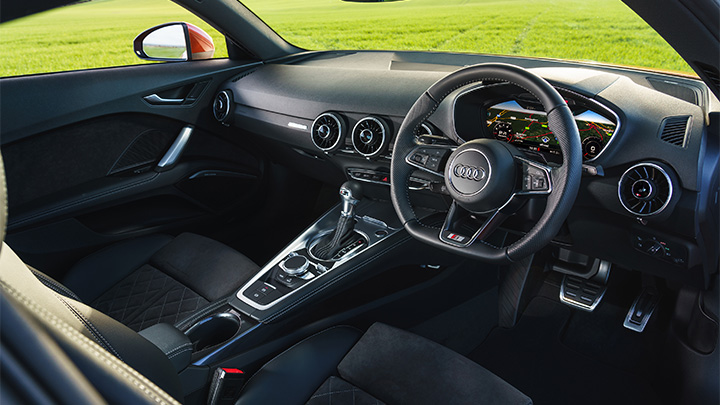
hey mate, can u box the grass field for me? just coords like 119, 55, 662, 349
0, 0, 693, 77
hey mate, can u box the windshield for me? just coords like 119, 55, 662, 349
241, 0, 693, 75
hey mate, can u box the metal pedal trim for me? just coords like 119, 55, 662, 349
623, 288, 660, 333
559, 275, 607, 311
558, 260, 610, 312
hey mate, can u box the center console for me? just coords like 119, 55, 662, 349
177, 181, 422, 378
229, 181, 405, 321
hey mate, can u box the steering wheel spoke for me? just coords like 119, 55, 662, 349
439, 202, 509, 248
515, 156, 552, 195
404, 144, 455, 177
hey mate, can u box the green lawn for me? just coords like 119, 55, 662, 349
0, 0, 694, 77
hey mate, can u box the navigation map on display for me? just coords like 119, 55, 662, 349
486, 101, 616, 160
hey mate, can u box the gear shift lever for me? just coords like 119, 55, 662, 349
340, 180, 363, 218
312, 181, 363, 260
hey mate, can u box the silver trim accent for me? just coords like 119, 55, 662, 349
288, 122, 308, 131
279, 255, 310, 276
418, 123, 433, 136
618, 162, 674, 217
340, 185, 360, 217
623, 288, 659, 332
446, 149, 493, 197
188, 170, 256, 180
311, 112, 343, 151
235, 206, 399, 311
144, 94, 184, 105
157, 126, 193, 168
351, 116, 388, 158
439, 202, 506, 248
558, 261, 611, 312
453, 163, 486, 181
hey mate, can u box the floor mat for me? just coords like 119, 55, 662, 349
410, 286, 498, 356
469, 297, 662, 405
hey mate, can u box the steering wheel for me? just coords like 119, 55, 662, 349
390, 63, 582, 263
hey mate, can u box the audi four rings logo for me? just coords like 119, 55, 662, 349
453, 164, 486, 181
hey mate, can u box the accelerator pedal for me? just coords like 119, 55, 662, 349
623, 287, 661, 332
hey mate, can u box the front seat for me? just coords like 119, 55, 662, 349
238, 323, 532, 404
55, 232, 260, 331
0, 157, 531, 404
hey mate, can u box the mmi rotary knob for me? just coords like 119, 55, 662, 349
280, 254, 309, 276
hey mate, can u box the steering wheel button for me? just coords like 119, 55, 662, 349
412, 153, 428, 165
427, 156, 441, 171
532, 176, 546, 190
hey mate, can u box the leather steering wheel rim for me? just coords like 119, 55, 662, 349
390, 63, 582, 263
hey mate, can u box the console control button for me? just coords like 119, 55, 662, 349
243, 280, 281, 305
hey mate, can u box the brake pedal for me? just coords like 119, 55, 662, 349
623, 288, 660, 332
559, 260, 611, 312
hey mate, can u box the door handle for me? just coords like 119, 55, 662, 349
143, 94, 184, 105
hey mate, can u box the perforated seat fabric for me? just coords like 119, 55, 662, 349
61, 233, 260, 331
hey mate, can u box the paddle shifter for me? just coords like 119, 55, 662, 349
311, 181, 364, 260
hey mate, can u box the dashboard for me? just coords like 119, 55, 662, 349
212, 50, 718, 288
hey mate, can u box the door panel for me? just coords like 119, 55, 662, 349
0, 59, 265, 276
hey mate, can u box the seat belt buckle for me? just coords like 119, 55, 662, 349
207, 367, 245, 405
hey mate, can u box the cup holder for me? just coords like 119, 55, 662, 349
185, 312, 241, 352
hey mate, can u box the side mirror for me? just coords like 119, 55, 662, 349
133, 22, 214, 61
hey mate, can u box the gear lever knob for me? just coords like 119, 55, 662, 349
339, 181, 363, 217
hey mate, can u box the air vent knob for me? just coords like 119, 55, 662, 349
311, 112, 344, 152
631, 179, 654, 200
213, 90, 232, 124
618, 162, 674, 217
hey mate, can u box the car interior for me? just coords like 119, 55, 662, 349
0, 0, 718, 404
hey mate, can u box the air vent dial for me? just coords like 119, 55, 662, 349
213, 90, 232, 124
311, 112, 345, 152
618, 163, 674, 217
352, 116, 389, 158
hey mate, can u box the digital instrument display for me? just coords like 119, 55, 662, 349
486, 101, 616, 160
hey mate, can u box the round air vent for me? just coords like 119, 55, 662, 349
213, 90, 232, 123
352, 116, 389, 158
618, 163, 673, 216
311, 112, 344, 152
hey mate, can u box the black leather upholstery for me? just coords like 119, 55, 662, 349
238, 323, 533, 405
0, 243, 184, 399
138, 323, 192, 373
61, 232, 260, 331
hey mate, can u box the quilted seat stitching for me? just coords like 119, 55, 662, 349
91, 266, 207, 331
